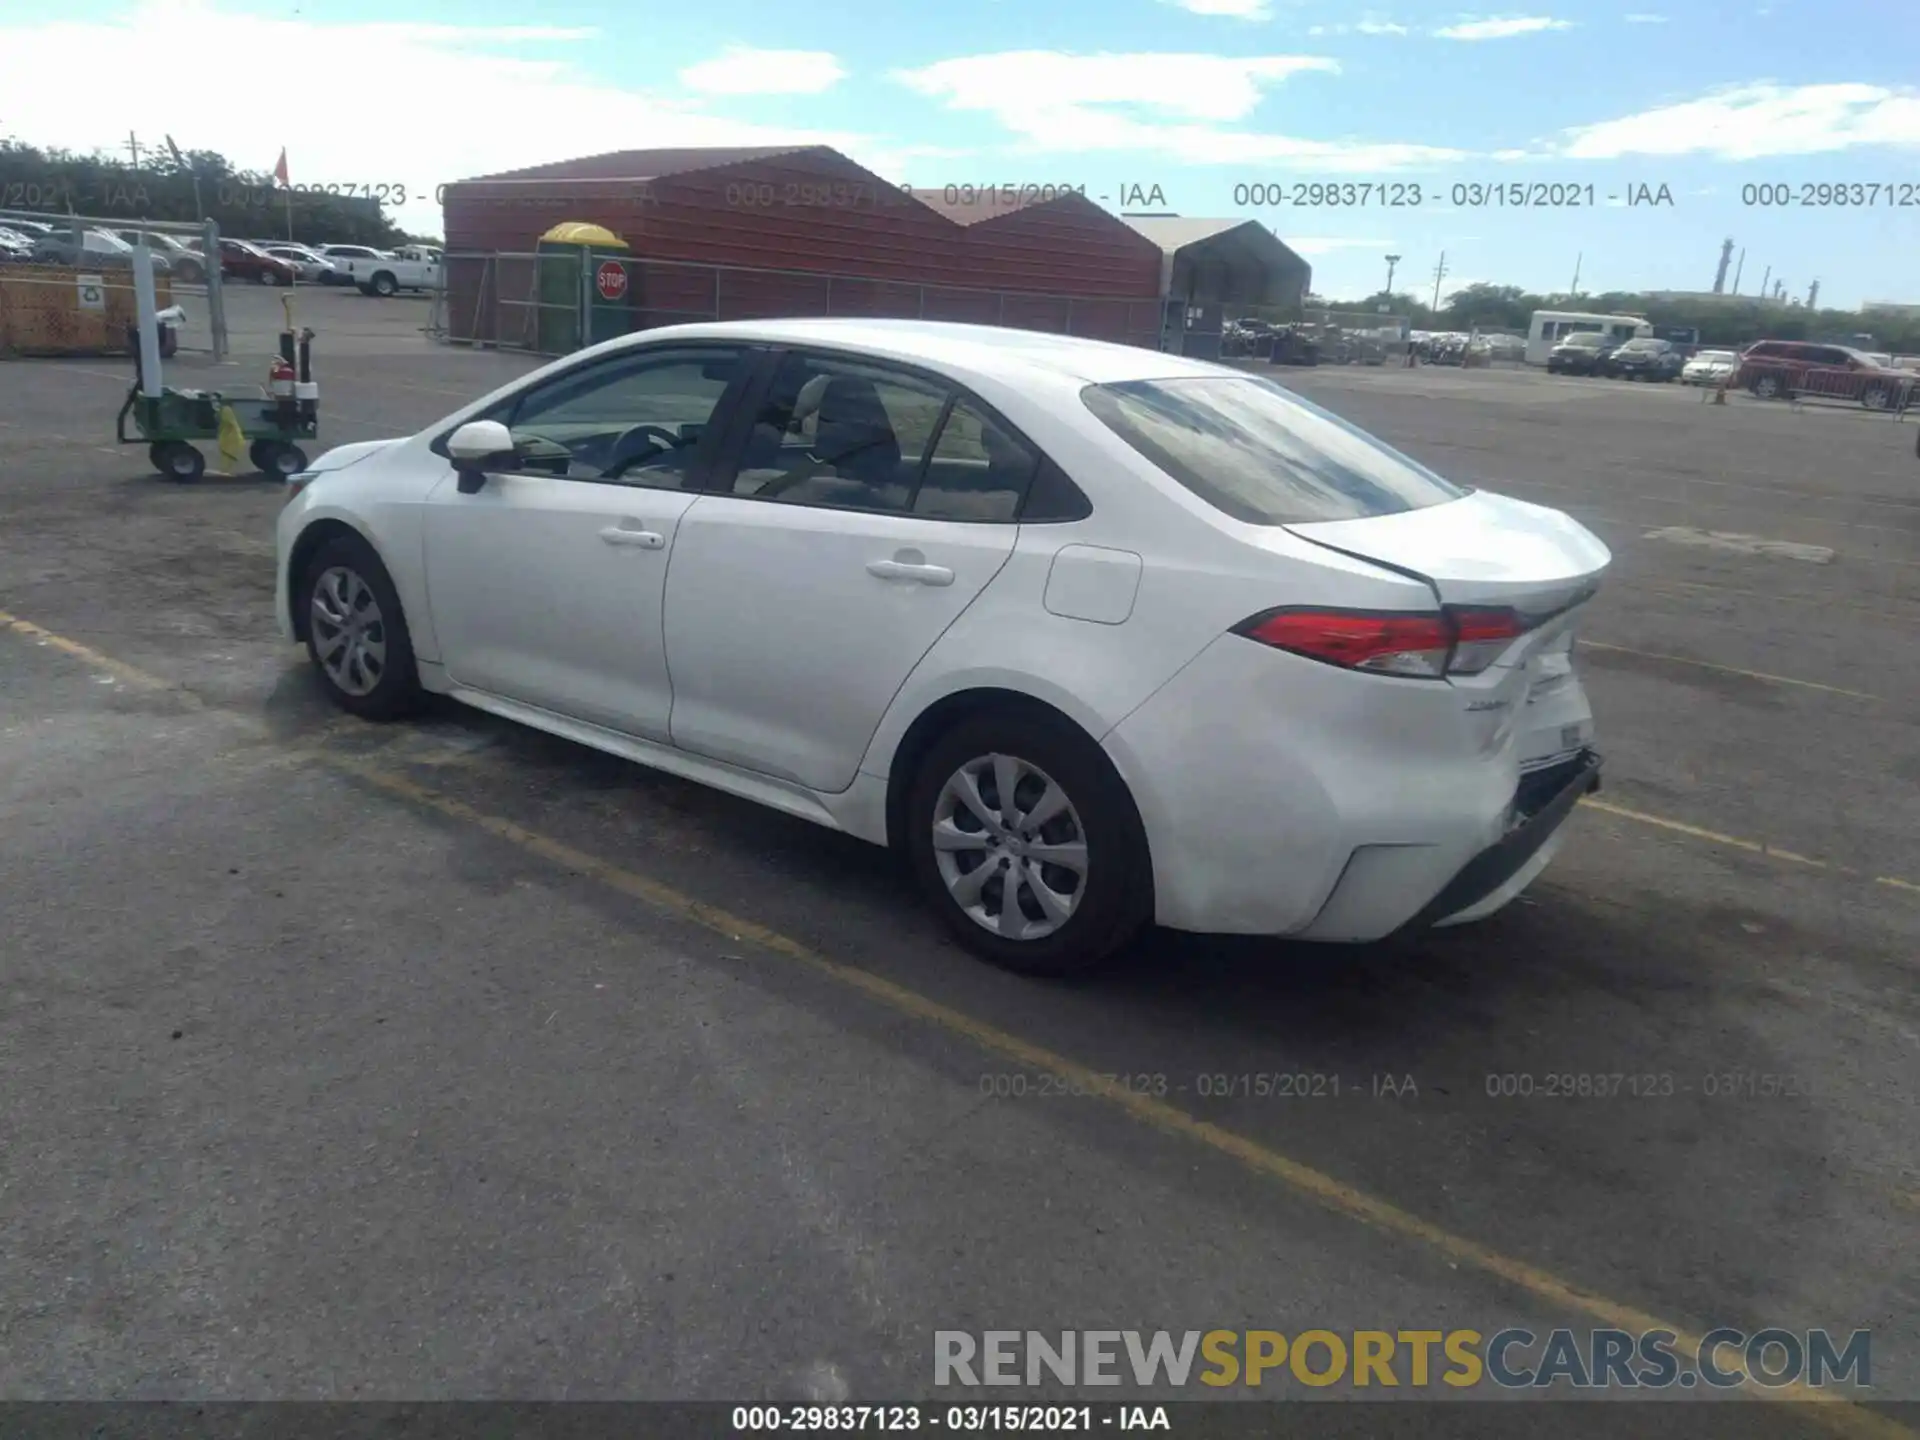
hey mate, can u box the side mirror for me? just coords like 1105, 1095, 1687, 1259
447, 419, 516, 492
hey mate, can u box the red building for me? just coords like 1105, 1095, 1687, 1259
439, 145, 1166, 350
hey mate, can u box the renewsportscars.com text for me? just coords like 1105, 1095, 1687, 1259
934, 1328, 1871, 1392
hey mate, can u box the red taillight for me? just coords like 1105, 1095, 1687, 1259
1235, 606, 1527, 679
1447, 606, 1526, 675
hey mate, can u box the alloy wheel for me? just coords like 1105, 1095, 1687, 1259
932, 753, 1089, 941
310, 565, 387, 697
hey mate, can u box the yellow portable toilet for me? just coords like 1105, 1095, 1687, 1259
536, 222, 632, 354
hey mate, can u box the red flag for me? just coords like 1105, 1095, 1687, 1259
273, 148, 290, 186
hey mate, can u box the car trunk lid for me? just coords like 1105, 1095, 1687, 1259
1287, 489, 1611, 761
1285, 489, 1609, 616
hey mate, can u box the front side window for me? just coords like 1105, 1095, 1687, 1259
729, 352, 947, 512
494, 346, 748, 489
1082, 376, 1465, 526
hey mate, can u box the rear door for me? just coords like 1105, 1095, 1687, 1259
662, 349, 1025, 792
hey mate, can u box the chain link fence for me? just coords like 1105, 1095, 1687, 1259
0, 208, 227, 359
427, 251, 1166, 357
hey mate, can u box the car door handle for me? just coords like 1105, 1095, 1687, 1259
599, 526, 665, 549
866, 559, 954, 586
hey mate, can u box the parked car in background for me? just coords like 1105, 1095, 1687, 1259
1546, 331, 1619, 375
1602, 337, 1685, 382
29, 228, 172, 274
1680, 349, 1739, 386
263, 243, 342, 284
1737, 340, 1917, 410
5, 219, 55, 237
112, 230, 209, 282
317, 244, 392, 285
276, 318, 1608, 973
216, 237, 297, 286
0, 225, 35, 262
341, 243, 442, 297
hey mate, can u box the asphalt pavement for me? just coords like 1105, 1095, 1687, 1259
1, 286, 1916, 1436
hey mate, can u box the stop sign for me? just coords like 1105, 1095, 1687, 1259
595, 259, 628, 302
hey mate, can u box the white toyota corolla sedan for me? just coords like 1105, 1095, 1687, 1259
276, 318, 1608, 974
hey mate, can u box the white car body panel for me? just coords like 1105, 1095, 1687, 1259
423, 472, 697, 742
277, 318, 1609, 944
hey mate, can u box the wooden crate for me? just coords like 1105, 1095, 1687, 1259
0, 266, 175, 357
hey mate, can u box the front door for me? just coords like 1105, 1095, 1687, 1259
422, 343, 756, 741
663, 350, 1036, 792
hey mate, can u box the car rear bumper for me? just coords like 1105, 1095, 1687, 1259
1392, 748, 1601, 934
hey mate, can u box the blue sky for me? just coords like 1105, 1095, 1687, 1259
5, 0, 1918, 307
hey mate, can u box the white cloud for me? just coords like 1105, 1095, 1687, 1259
0, 1, 934, 237
1562, 83, 1920, 158
1435, 15, 1574, 39
897, 52, 1337, 125
1164, 0, 1274, 20
894, 51, 1468, 168
1308, 18, 1412, 34
678, 46, 846, 96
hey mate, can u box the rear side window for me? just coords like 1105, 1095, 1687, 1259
913, 398, 1037, 522
1082, 376, 1465, 526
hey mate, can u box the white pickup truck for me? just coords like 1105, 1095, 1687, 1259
345, 245, 442, 297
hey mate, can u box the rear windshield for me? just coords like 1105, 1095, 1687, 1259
1081, 376, 1466, 526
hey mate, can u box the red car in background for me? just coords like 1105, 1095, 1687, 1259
213, 237, 297, 286
1736, 340, 1916, 410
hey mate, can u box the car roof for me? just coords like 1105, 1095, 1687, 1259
600, 318, 1235, 385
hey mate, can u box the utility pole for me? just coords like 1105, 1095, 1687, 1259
1713, 238, 1734, 293
1731, 247, 1745, 295
164, 135, 203, 221
1759, 264, 1772, 301
124, 130, 142, 171
1430, 251, 1448, 312
1384, 254, 1401, 297
1569, 252, 1582, 298
1806, 279, 1819, 310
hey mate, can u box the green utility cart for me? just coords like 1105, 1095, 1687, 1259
115, 385, 315, 483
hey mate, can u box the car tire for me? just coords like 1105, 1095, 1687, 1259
906, 708, 1150, 977
370, 272, 398, 298
300, 532, 424, 721
1860, 386, 1892, 411
1751, 373, 1782, 400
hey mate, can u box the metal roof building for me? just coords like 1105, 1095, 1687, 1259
440, 147, 1165, 350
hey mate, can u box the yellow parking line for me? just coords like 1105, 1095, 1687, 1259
1576, 641, 1882, 700
0, 610, 198, 698
0, 609, 1908, 1435
1581, 796, 1920, 895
